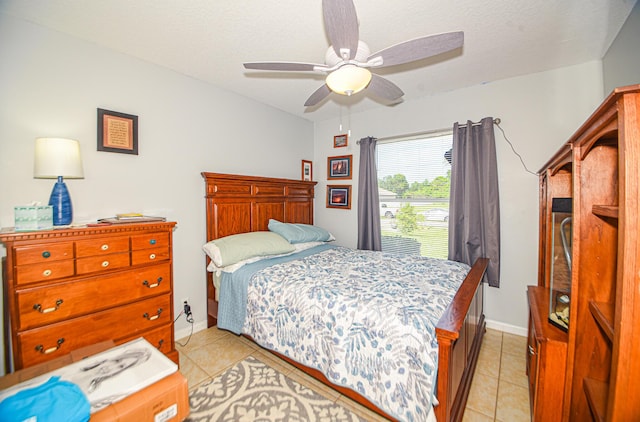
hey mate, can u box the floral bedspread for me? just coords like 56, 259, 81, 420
237, 246, 470, 422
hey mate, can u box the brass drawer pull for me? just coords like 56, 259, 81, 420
43, 269, 52, 277
149, 253, 156, 260
33, 299, 64, 314
101, 261, 109, 268
42, 251, 51, 258
143, 308, 163, 321
142, 277, 163, 288
528, 345, 535, 356
35, 338, 64, 354
101, 244, 109, 251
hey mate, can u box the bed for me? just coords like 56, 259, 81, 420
202, 172, 488, 422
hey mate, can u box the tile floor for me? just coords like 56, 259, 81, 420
462, 329, 530, 422
176, 326, 530, 421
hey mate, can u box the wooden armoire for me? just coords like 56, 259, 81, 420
533, 84, 640, 421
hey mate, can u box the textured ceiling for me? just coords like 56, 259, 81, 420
1, 0, 636, 122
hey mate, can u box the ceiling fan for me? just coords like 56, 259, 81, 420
243, 0, 464, 107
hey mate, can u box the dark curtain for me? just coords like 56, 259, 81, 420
448, 117, 501, 287
357, 136, 382, 251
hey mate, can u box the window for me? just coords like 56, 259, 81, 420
377, 131, 453, 258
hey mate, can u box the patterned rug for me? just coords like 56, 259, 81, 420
186, 356, 365, 421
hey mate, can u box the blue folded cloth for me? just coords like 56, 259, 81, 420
0, 376, 89, 422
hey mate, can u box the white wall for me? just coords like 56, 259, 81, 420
603, 0, 640, 93
313, 61, 605, 333
0, 14, 314, 373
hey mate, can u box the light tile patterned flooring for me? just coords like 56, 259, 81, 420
176, 326, 530, 421
463, 329, 531, 422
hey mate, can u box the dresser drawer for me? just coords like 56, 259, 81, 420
131, 232, 169, 250
116, 323, 173, 355
16, 263, 172, 330
76, 252, 130, 274
131, 248, 170, 266
17, 294, 171, 368
14, 242, 74, 266
15, 260, 75, 285
75, 236, 129, 257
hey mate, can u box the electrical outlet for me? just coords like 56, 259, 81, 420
182, 298, 192, 319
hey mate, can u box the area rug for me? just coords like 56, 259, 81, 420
186, 356, 366, 421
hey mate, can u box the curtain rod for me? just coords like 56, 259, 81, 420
458, 117, 501, 128
357, 117, 501, 144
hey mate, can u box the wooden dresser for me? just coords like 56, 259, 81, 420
527, 286, 567, 422
0, 222, 178, 372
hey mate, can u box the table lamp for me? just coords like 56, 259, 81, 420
34, 138, 84, 226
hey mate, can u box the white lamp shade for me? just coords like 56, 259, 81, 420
325, 65, 372, 96
34, 138, 84, 179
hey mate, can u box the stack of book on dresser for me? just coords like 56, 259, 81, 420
97, 213, 166, 224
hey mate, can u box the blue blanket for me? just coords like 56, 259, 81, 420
217, 244, 335, 334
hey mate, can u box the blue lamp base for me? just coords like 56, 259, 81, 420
49, 176, 73, 226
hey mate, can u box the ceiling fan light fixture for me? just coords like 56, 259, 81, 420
325, 65, 372, 96
244, 0, 464, 107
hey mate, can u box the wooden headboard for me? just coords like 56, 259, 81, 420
201, 172, 317, 327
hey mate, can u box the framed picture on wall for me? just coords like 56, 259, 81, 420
326, 185, 351, 209
301, 160, 313, 181
97, 108, 139, 155
333, 134, 348, 148
327, 155, 352, 180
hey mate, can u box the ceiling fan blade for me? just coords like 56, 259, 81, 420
367, 74, 404, 101
244, 62, 327, 72
322, 0, 359, 59
368, 31, 464, 68
304, 84, 332, 107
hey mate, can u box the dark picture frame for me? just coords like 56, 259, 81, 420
333, 133, 348, 148
301, 160, 313, 181
327, 154, 352, 180
326, 185, 352, 209
97, 108, 139, 155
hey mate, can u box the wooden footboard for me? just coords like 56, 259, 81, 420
436, 257, 488, 422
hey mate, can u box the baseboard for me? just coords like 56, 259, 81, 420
175, 320, 209, 342
486, 318, 527, 337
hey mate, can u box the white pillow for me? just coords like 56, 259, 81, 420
207, 241, 327, 274
203, 231, 295, 267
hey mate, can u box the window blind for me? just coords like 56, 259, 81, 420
377, 131, 453, 258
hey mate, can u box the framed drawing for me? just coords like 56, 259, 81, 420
333, 133, 348, 148
327, 155, 352, 180
97, 108, 139, 155
301, 160, 313, 181
327, 185, 351, 209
